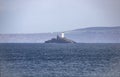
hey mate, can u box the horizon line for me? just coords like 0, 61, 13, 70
0, 26, 119, 34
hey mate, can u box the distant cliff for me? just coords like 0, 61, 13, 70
0, 26, 120, 43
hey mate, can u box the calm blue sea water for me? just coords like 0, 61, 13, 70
0, 43, 120, 77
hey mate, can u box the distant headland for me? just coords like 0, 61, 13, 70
0, 26, 120, 43
45, 32, 76, 43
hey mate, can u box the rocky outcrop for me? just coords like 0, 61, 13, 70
45, 36, 76, 43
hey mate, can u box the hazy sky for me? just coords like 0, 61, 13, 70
0, 0, 120, 33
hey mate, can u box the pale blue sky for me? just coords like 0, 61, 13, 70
0, 0, 120, 33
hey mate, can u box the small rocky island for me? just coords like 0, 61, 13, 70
45, 32, 76, 43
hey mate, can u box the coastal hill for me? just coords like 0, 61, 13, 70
65, 26, 120, 43
0, 26, 120, 43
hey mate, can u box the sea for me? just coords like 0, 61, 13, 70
0, 43, 120, 77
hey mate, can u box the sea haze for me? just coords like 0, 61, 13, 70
0, 43, 120, 77
0, 26, 120, 43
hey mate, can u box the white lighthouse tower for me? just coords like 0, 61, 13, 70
61, 32, 64, 38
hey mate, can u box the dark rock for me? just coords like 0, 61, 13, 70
45, 35, 76, 43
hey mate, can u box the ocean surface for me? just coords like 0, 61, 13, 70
0, 43, 120, 77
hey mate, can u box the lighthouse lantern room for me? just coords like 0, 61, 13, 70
61, 32, 64, 38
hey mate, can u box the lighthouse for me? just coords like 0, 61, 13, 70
61, 32, 64, 38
